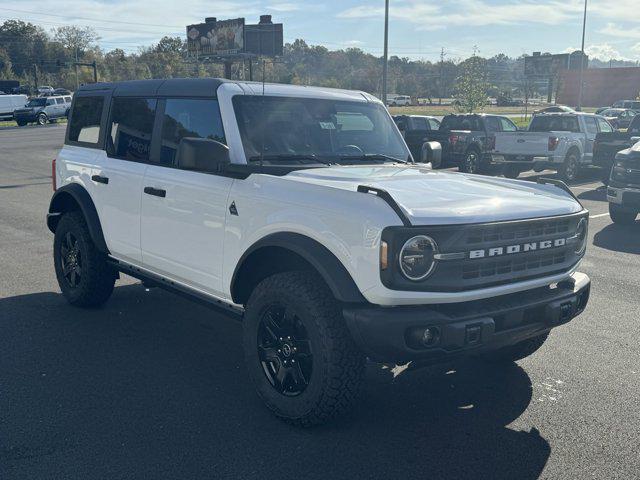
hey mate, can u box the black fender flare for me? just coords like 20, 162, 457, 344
230, 232, 366, 304
47, 183, 109, 254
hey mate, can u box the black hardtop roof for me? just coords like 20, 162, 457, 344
76, 78, 229, 97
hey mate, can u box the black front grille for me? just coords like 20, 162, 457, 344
381, 212, 587, 292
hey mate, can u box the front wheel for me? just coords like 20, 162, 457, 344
243, 271, 365, 427
609, 203, 638, 225
37, 112, 48, 126
54, 211, 116, 307
503, 165, 521, 179
460, 149, 482, 174
560, 151, 580, 182
484, 333, 549, 363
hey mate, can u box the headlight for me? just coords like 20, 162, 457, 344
399, 235, 437, 281
574, 218, 588, 255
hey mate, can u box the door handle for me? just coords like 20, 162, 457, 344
91, 174, 109, 184
144, 186, 166, 198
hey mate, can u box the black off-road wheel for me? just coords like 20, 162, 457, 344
243, 271, 365, 427
54, 211, 116, 307
609, 203, 638, 225
37, 112, 48, 126
483, 332, 549, 363
560, 150, 580, 182
16, 120, 27, 127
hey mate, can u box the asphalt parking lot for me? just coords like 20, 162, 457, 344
1, 125, 639, 479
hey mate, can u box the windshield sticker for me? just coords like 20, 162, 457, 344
319, 122, 336, 130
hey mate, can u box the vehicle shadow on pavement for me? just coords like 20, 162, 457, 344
1, 284, 549, 480
577, 185, 607, 202
593, 222, 640, 254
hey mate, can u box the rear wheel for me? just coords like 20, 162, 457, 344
54, 211, 116, 307
560, 150, 580, 182
460, 148, 482, 174
484, 333, 549, 363
243, 271, 365, 427
609, 203, 638, 225
37, 112, 48, 126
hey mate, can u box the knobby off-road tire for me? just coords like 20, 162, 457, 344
243, 271, 365, 427
609, 203, 638, 225
484, 332, 550, 363
54, 211, 116, 307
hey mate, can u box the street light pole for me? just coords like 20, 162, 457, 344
577, 0, 587, 110
382, 0, 389, 106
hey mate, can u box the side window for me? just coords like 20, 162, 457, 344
64, 96, 72, 103
67, 96, 105, 145
499, 117, 517, 131
160, 98, 226, 166
484, 116, 501, 133
630, 117, 640, 133
55, 98, 64, 105
107, 97, 157, 162
428, 118, 440, 130
597, 118, 613, 133
412, 117, 428, 131
46, 98, 55, 106
584, 116, 598, 134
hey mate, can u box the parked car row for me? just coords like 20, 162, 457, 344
0, 92, 73, 126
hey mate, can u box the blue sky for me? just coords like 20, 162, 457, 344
3, 0, 640, 61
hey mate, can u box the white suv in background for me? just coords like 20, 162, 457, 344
48, 78, 591, 426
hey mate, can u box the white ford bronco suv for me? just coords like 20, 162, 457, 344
48, 78, 591, 426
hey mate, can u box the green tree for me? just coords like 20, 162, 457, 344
454, 49, 489, 112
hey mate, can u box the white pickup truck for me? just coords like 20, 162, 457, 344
492, 112, 614, 181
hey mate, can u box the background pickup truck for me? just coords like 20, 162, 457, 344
594, 115, 640, 183
423, 113, 518, 174
492, 112, 614, 181
393, 114, 441, 164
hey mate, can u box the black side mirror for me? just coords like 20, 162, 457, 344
176, 137, 230, 173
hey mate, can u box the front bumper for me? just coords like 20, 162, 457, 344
344, 272, 590, 363
607, 182, 640, 208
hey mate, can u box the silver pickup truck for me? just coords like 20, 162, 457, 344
492, 112, 614, 181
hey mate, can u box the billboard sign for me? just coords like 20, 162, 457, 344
187, 18, 245, 57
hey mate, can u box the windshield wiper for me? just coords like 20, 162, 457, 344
248, 154, 331, 165
338, 153, 411, 164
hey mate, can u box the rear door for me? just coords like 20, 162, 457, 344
90, 96, 157, 264
140, 97, 233, 296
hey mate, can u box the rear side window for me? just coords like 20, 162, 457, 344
499, 117, 517, 132
55, 98, 64, 105
159, 98, 225, 166
428, 118, 440, 130
64, 96, 72, 103
412, 117, 428, 131
107, 97, 157, 162
46, 98, 55, 106
484, 116, 501, 133
68, 96, 105, 145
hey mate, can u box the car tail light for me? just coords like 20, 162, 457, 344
449, 134, 459, 146
52, 158, 57, 191
548, 136, 560, 151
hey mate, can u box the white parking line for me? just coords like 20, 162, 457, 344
589, 213, 609, 219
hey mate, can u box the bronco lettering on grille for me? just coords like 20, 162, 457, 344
469, 238, 567, 259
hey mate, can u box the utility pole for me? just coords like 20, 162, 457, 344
439, 47, 445, 105
74, 47, 79, 90
33, 64, 38, 90
382, 0, 389, 106
577, 0, 587, 111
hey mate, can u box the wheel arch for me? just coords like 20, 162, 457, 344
230, 232, 366, 306
47, 183, 109, 254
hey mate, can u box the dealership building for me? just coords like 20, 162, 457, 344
557, 67, 640, 107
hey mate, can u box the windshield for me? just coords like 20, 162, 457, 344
529, 115, 580, 133
232, 95, 410, 164
26, 98, 46, 107
602, 109, 622, 117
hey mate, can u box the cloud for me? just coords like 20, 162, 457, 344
599, 23, 640, 40
338, 0, 581, 28
267, 3, 301, 12
565, 43, 632, 61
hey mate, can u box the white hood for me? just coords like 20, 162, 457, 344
284, 165, 583, 225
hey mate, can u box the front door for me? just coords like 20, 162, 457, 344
139, 97, 232, 297
583, 116, 598, 164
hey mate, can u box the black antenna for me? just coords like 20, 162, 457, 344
260, 58, 266, 166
